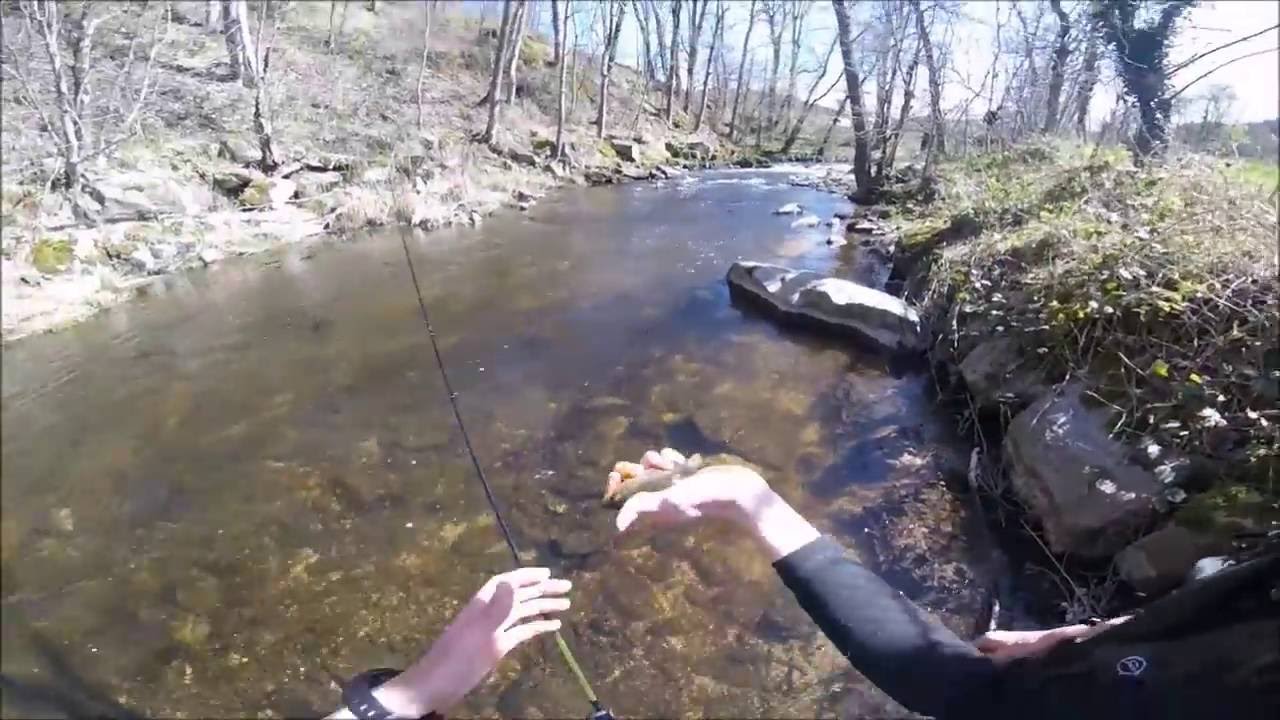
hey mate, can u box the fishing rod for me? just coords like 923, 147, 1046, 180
398, 230, 614, 720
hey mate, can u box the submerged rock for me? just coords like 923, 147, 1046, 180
790, 214, 821, 228
1004, 384, 1161, 557
726, 262, 925, 354
773, 202, 803, 215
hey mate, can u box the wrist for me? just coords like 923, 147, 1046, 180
735, 489, 821, 561
371, 668, 436, 719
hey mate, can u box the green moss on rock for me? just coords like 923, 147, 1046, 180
31, 237, 73, 273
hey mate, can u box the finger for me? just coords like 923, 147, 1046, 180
641, 449, 675, 471
493, 566, 553, 588
613, 461, 644, 476
615, 490, 665, 533
502, 619, 563, 651
659, 447, 686, 465
514, 577, 573, 602
505, 597, 571, 626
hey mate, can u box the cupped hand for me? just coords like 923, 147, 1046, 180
385, 567, 572, 716
612, 448, 773, 534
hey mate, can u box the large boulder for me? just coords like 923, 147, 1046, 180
293, 171, 343, 198
238, 177, 297, 209
959, 339, 1044, 408
726, 262, 926, 354
1004, 384, 1162, 557
609, 139, 641, 163
1116, 524, 1223, 595
217, 136, 260, 165
91, 171, 208, 221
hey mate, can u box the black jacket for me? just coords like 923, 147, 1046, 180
774, 536, 1279, 719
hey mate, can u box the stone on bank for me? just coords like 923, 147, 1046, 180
726, 261, 926, 354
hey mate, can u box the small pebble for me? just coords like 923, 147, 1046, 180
405, 522, 414, 528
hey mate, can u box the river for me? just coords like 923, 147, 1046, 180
1, 168, 994, 718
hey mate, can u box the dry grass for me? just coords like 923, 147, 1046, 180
902, 141, 1279, 514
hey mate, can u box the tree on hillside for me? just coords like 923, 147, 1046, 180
728, 0, 757, 140
1043, 0, 1072, 134
694, 0, 727, 132
760, 0, 789, 143
780, 1, 814, 134
911, 0, 945, 171
554, 0, 573, 160
1072, 5, 1101, 139
504, 0, 528, 104
416, 1, 435, 133
683, 0, 710, 113
221, 0, 260, 87
595, 0, 628, 138
5, 1, 170, 218
1093, 0, 1196, 158
665, 0, 682, 125
481, 0, 516, 144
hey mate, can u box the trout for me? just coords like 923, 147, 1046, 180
601, 454, 704, 508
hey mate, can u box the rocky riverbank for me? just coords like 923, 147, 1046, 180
875, 143, 1278, 612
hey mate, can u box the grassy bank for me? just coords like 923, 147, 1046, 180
895, 142, 1278, 545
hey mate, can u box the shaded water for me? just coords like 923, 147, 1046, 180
2, 169, 992, 718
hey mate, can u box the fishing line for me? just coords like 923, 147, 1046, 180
398, 231, 611, 720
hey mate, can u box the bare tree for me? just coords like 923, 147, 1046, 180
912, 0, 944, 173
683, 0, 710, 112
595, 0, 628, 138
1042, 0, 1072, 133
555, 1, 573, 160
221, 0, 261, 87
779, 32, 841, 154
6, 1, 170, 218
728, 0, 758, 140
416, 1, 435, 133
665, 0, 683, 125
832, 0, 872, 194
694, 0, 727, 132
760, 0, 789, 141
1094, 0, 1195, 158
481, 0, 516, 144
247, 0, 281, 170
205, 0, 223, 31
632, 0, 656, 81
505, 1, 529, 104
780, 1, 813, 134
1072, 5, 1101, 139
817, 94, 850, 158
551, 0, 563, 66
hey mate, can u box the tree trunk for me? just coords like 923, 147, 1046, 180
652, 0, 669, 80
1043, 0, 1071, 133
694, 1, 724, 132
481, 0, 515, 144
1073, 17, 1100, 140
832, 0, 871, 195
763, 3, 785, 140
222, 0, 259, 88
205, 0, 223, 31
684, 0, 709, 113
728, 0, 756, 140
416, 1, 434, 133
633, 0, 654, 81
781, 3, 810, 134
555, 1, 572, 159
596, 0, 627, 138
912, 0, 945, 168
326, 0, 337, 50
551, 0, 562, 66
817, 95, 849, 158
505, 1, 528, 104
665, 0, 682, 126
880, 38, 921, 176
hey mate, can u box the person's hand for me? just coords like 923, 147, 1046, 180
373, 567, 572, 717
974, 616, 1131, 665
611, 448, 819, 561
611, 448, 772, 534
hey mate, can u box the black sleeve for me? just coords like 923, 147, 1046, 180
773, 536, 1006, 719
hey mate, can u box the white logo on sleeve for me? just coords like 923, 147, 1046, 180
1116, 655, 1148, 677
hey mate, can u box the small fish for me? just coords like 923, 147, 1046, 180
601, 454, 704, 508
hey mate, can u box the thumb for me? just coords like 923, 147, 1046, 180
615, 491, 667, 534
487, 579, 517, 625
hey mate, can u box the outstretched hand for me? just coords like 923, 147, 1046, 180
366, 567, 572, 718
611, 448, 772, 535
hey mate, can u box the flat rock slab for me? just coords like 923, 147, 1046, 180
726, 261, 926, 354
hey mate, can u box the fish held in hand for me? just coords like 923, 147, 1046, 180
601, 454, 704, 508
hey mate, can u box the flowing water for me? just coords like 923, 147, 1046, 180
1, 169, 995, 718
